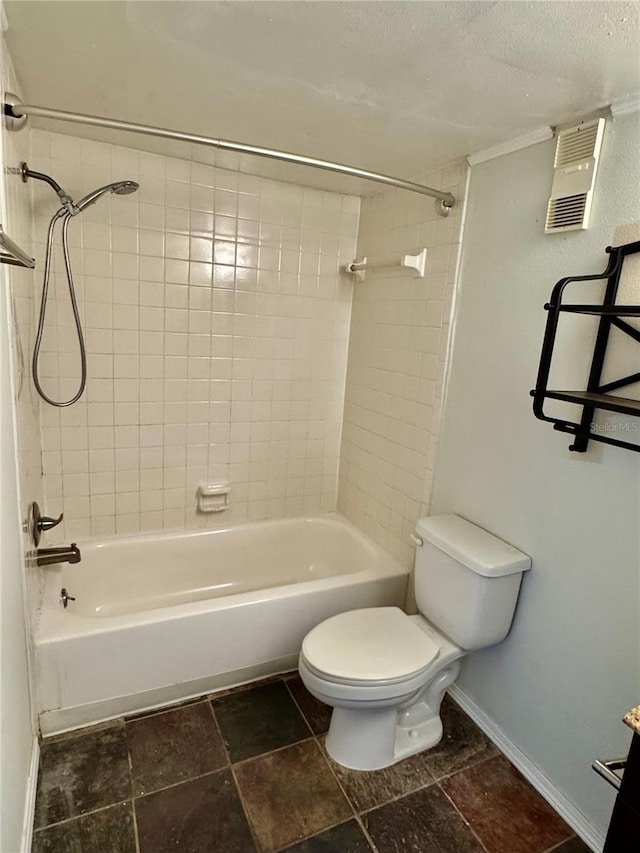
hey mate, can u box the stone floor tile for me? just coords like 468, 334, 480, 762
423, 695, 498, 780
126, 700, 227, 795
363, 784, 486, 853
322, 740, 435, 812
234, 739, 352, 851
31, 802, 136, 853
135, 769, 255, 853
442, 754, 574, 853
34, 723, 131, 829
285, 675, 332, 736
213, 681, 312, 762
279, 819, 372, 852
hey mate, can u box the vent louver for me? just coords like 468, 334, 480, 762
545, 118, 605, 234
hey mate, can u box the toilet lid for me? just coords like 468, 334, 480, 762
301, 607, 440, 684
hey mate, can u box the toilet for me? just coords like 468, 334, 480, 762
298, 514, 531, 770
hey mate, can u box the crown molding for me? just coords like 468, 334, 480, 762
467, 126, 553, 166
610, 94, 640, 117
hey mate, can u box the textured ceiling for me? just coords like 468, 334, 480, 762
4, 1, 640, 194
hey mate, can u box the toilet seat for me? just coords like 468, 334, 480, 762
301, 607, 440, 686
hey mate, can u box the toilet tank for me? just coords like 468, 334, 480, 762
414, 515, 531, 651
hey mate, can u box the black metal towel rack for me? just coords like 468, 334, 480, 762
531, 239, 640, 453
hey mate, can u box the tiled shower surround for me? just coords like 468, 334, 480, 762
31, 130, 359, 539
339, 163, 469, 566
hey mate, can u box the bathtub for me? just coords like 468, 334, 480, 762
36, 513, 408, 734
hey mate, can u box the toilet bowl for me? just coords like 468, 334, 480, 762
298, 515, 531, 770
300, 606, 464, 770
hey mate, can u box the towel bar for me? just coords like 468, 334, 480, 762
0, 224, 35, 268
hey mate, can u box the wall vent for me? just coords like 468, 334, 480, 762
545, 118, 605, 234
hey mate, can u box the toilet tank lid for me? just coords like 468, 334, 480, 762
415, 515, 532, 577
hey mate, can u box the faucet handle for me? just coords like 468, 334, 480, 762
39, 512, 64, 532
31, 501, 64, 546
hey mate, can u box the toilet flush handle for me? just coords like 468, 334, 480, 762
410, 532, 424, 547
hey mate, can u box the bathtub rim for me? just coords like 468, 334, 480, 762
37, 512, 409, 643
63, 510, 383, 556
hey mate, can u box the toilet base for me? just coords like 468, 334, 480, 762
327, 706, 401, 771
325, 661, 461, 771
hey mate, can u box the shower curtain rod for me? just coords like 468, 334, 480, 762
4, 98, 455, 212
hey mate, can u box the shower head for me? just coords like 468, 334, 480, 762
74, 180, 139, 213
113, 181, 139, 195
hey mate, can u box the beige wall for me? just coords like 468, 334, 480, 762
2, 41, 42, 626
338, 161, 469, 566
0, 35, 38, 853
31, 130, 359, 540
431, 113, 640, 847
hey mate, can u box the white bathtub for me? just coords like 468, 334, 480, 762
36, 514, 408, 734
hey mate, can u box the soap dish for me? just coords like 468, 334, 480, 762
197, 483, 230, 513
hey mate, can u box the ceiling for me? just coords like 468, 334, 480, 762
4, 1, 640, 195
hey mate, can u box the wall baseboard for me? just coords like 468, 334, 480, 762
448, 684, 605, 853
20, 737, 39, 853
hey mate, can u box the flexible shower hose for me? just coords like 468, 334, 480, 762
32, 209, 87, 407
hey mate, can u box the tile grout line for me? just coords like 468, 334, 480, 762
282, 676, 318, 740
227, 734, 318, 769
207, 671, 293, 705
130, 767, 231, 802
352, 778, 439, 819
353, 814, 380, 853
124, 695, 211, 724
270, 815, 364, 853
436, 782, 493, 853
130, 799, 142, 853
228, 762, 262, 853
431, 749, 500, 785
308, 730, 382, 853
215, 679, 321, 853
544, 835, 583, 853
284, 674, 360, 846
206, 698, 261, 851
310, 731, 357, 817
124, 727, 141, 853
31, 798, 133, 834
40, 716, 127, 746
205, 695, 233, 769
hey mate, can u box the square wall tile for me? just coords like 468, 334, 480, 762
35, 129, 360, 537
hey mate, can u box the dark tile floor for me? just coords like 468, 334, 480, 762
31, 673, 592, 853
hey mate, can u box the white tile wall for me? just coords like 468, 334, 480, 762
338, 162, 470, 566
32, 130, 359, 539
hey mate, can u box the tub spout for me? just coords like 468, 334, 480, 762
36, 543, 81, 567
